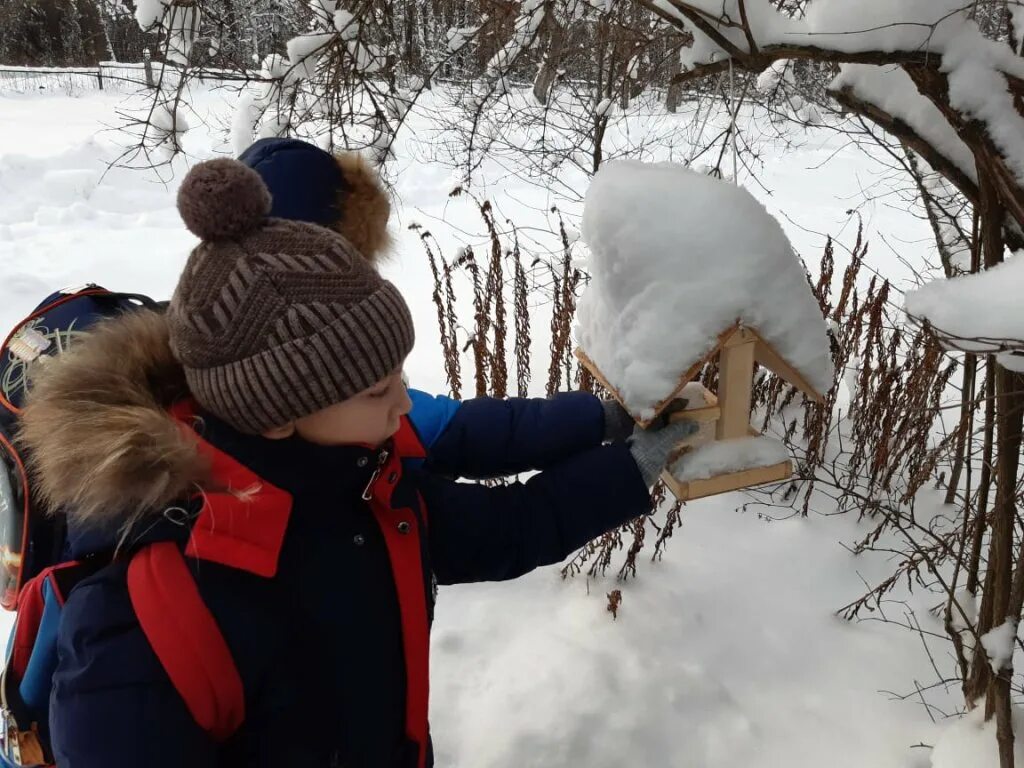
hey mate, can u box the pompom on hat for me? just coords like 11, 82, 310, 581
176, 159, 271, 241
166, 158, 415, 435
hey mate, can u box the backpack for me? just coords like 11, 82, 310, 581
0, 286, 242, 767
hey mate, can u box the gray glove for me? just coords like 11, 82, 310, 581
601, 399, 637, 443
628, 419, 699, 487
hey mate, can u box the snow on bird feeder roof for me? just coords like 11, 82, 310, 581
574, 160, 833, 424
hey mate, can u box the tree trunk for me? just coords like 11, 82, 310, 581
990, 359, 1024, 768
532, 11, 564, 105
404, 0, 419, 76
968, 361, 997, 598
963, 175, 1022, 768
945, 354, 977, 504
666, 46, 682, 112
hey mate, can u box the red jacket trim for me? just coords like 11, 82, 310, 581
367, 435, 430, 768
394, 416, 427, 460
171, 400, 292, 578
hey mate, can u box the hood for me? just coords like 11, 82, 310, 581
238, 137, 392, 264
17, 309, 208, 530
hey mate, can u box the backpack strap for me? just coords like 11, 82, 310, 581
127, 542, 244, 742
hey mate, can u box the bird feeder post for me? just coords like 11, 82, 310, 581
716, 326, 756, 440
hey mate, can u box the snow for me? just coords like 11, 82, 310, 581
941, 29, 1024, 187
670, 436, 790, 482
904, 254, 1024, 350
830, 64, 977, 184
333, 9, 359, 39
1013, 6, 1024, 55
981, 620, 1018, 674
0, 84, 973, 768
663, 1, 1024, 189
931, 705, 1024, 768
487, 0, 545, 72
799, 0, 968, 52
665, 0, 968, 66
576, 160, 833, 420
286, 32, 334, 80
951, 588, 978, 632
756, 59, 791, 93
998, 351, 1024, 373
134, 0, 167, 30
678, 381, 711, 407
594, 97, 613, 117
164, 2, 201, 66
665, 0, 970, 71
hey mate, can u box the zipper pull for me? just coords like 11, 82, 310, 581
362, 449, 389, 501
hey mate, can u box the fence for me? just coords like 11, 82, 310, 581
0, 60, 154, 93
0, 59, 250, 94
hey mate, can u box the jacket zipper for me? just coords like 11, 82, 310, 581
361, 449, 389, 501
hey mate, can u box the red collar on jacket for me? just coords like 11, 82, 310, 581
168, 399, 426, 578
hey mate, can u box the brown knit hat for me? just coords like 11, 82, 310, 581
167, 158, 415, 435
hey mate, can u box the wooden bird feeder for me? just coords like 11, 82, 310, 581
576, 323, 827, 501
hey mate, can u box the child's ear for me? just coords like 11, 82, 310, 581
262, 423, 296, 440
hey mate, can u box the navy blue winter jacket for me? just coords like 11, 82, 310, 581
24, 312, 652, 768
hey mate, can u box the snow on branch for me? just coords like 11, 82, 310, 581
830, 64, 978, 198
905, 253, 1024, 360
637, 0, 1024, 235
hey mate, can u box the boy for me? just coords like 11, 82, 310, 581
20, 159, 693, 767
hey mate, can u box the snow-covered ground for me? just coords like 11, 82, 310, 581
0, 85, 965, 766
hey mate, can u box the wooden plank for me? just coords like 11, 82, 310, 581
669, 403, 720, 424
661, 459, 793, 501
672, 410, 718, 451
716, 327, 756, 440
575, 323, 738, 427
574, 347, 630, 411
749, 329, 826, 403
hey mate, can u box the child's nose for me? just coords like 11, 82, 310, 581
396, 386, 413, 418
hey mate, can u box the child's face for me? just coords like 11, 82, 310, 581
262, 369, 412, 447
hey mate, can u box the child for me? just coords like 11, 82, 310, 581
235, 135, 647, 474
19, 159, 694, 767
237, 136, 393, 265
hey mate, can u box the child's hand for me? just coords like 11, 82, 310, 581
600, 399, 637, 443
627, 419, 699, 487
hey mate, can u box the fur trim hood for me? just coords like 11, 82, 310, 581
237, 138, 392, 264
17, 310, 207, 529
335, 151, 392, 262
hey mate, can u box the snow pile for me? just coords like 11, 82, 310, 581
980, 620, 1018, 674
576, 160, 833, 420
931, 706, 1024, 768
904, 254, 1024, 354
670, 436, 790, 482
